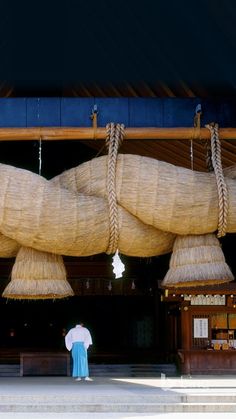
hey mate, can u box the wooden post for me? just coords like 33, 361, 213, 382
181, 304, 191, 351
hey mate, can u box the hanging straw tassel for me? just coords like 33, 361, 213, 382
161, 233, 234, 288
2, 247, 74, 299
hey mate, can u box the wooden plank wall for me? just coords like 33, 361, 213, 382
0, 98, 235, 127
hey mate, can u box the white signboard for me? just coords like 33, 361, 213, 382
189, 295, 225, 306
193, 318, 208, 338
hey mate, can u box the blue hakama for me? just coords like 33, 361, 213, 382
71, 341, 89, 378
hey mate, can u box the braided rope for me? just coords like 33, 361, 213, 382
105, 122, 125, 254
205, 123, 228, 237
204, 140, 214, 172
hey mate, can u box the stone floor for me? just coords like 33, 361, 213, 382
1, 375, 236, 415
0, 413, 236, 419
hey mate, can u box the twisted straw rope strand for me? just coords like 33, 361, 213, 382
205, 123, 228, 237
106, 123, 125, 254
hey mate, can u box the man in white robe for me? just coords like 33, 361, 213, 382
65, 322, 93, 381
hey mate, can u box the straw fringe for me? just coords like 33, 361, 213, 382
162, 263, 234, 288
11, 247, 68, 279
161, 234, 234, 288
2, 247, 74, 300
2, 279, 73, 300
172, 233, 220, 251
170, 246, 226, 267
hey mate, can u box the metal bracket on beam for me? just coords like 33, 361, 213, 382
193, 103, 202, 140
90, 104, 98, 139
195, 104, 202, 116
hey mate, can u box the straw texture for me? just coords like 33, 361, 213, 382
0, 233, 20, 257
2, 247, 74, 299
0, 155, 235, 258
0, 162, 176, 257
52, 154, 236, 235
161, 234, 234, 288
0, 154, 234, 295
223, 165, 236, 179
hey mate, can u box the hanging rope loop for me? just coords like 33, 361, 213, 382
205, 123, 228, 237
105, 122, 125, 254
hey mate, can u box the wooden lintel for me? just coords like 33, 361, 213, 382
0, 127, 235, 141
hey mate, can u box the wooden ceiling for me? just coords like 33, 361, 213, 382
81, 137, 236, 173
73, 83, 236, 171
70, 83, 236, 171
0, 2, 235, 290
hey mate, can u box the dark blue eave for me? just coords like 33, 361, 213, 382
0, 98, 235, 128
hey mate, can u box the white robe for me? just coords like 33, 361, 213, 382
65, 325, 92, 351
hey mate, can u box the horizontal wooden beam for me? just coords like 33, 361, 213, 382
0, 127, 235, 141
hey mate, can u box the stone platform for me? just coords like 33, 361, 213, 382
0, 375, 236, 414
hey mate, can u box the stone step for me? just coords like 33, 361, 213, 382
0, 402, 236, 413
0, 394, 181, 404
0, 365, 20, 377
1, 393, 236, 403
1, 391, 236, 412
0, 376, 236, 413
89, 363, 178, 377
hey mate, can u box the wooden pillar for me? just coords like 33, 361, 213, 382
180, 303, 191, 350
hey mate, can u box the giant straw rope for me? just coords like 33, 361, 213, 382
1, 122, 236, 298
0, 124, 234, 260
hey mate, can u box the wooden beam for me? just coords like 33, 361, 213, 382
0, 127, 235, 141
